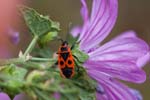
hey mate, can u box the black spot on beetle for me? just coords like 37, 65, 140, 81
60, 61, 64, 66
68, 60, 72, 65
61, 67, 73, 78
60, 53, 69, 61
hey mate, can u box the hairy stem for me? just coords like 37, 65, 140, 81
0, 58, 24, 66
30, 57, 56, 62
23, 35, 38, 57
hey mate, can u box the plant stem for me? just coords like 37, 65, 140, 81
30, 57, 56, 62
0, 36, 39, 66
0, 58, 24, 66
23, 35, 38, 57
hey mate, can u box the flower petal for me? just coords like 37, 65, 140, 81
89, 31, 149, 68
70, 26, 81, 37
88, 71, 137, 100
137, 52, 150, 68
85, 60, 146, 83
80, 0, 89, 23
13, 93, 31, 100
96, 92, 108, 100
78, 0, 118, 51
112, 30, 137, 38
129, 88, 143, 100
0, 92, 11, 100
96, 84, 108, 100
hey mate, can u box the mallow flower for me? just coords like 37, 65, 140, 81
71, 0, 150, 99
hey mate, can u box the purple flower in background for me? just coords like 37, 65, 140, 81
13, 93, 31, 100
53, 92, 60, 100
0, 46, 11, 58
0, 93, 31, 100
71, 0, 150, 99
0, 92, 11, 100
8, 28, 20, 45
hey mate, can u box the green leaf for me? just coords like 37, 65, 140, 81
20, 6, 60, 36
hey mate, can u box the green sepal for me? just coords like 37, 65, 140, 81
72, 44, 89, 64
20, 6, 60, 36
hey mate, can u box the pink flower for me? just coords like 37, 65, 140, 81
71, 0, 149, 99
0, 92, 11, 100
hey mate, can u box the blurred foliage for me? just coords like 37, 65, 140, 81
0, 64, 27, 97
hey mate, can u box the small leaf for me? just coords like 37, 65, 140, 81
20, 6, 60, 36
38, 31, 58, 48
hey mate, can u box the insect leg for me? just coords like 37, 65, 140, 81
73, 55, 83, 64
74, 59, 80, 72
51, 61, 58, 68
71, 41, 80, 50
55, 61, 58, 65
71, 44, 75, 50
73, 55, 83, 72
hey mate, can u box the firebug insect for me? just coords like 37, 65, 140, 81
57, 40, 76, 78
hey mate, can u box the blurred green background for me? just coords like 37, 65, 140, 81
2, 0, 150, 99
